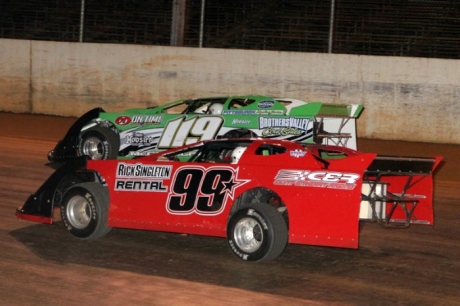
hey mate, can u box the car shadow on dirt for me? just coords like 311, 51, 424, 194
10, 222, 379, 292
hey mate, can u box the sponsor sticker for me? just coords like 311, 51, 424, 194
115, 116, 132, 125
259, 117, 310, 137
290, 149, 307, 158
274, 169, 360, 190
126, 133, 155, 146
222, 110, 284, 115
232, 119, 251, 125
117, 163, 172, 178
115, 163, 172, 192
115, 180, 167, 192
115, 115, 163, 126
257, 100, 275, 109
131, 115, 163, 124
259, 117, 309, 130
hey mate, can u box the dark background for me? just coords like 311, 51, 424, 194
1, 0, 459, 59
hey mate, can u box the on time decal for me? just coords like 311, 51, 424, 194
274, 169, 360, 190
166, 166, 250, 216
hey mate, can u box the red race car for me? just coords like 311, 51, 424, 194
17, 139, 441, 262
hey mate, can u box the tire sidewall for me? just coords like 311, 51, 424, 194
78, 126, 119, 160
61, 186, 99, 238
227, 206, 274, 261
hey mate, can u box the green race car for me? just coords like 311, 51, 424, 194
48, 95, 363, 161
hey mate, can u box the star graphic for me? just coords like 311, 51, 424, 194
220, 168, 250, 199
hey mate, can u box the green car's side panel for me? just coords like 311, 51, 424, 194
50, 95, 363, 160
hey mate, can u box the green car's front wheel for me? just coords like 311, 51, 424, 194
78, 126, 119, 160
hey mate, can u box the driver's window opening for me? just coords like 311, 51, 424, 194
163, 102, 189, 114
229, 98, 256, 109
255, 144, 287, 156
158, 147, 201, 162
190, 142, 251, 164
157, 141, 252, 164
191, 98, 227, 114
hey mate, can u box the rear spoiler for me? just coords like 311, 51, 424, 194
314, 104, 364, 150
360, 155, 442, 228
278, 99, 363, 150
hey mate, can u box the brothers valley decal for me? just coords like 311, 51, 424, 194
259, 117, 310, 137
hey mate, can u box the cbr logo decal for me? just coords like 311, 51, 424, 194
274, 170, 360, 190
158, 116, 224, 148
167, 166, 250, 216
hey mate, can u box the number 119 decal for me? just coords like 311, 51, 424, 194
158, 116, 224, 148
167, 166, 250, 216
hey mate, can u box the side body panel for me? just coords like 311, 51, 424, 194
87, 142, 375, 249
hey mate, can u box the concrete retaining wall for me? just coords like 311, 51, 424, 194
0, 38, 459, 144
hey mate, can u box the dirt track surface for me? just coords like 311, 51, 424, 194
1, 112, 459, 305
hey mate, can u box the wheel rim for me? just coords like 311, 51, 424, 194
82, 136, 104, 160
233, 217, 263, 253
66, 195, 92, 229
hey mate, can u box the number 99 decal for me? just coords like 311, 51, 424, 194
167, 166, 250, 216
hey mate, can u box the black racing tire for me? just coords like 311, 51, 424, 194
222, 129, 257, 139
227, 202, 288, 262
78, 125, 119, 160
61, 182, 112, 239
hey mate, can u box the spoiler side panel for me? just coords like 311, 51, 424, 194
16, 157, 88, 224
